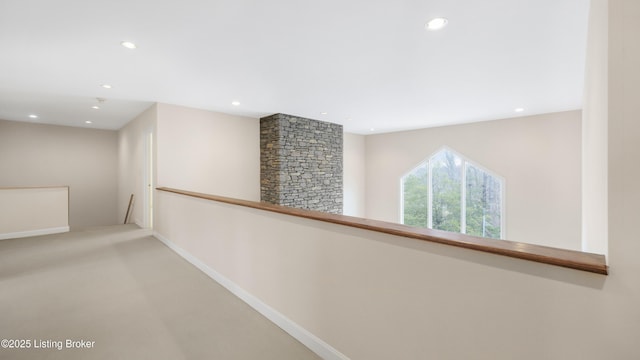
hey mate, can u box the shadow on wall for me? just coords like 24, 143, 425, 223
246, 207, 606, 290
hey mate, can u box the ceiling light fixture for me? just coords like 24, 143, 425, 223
514, 107, 525, 113
85, 120, 92, 124
92, 106, 100, 110
231, 101, 240, 106
28, 114, 38, 119
121, 41, 137, 49
320, 112, 328, 115
426, 17, 448, 31
101, 84, 112, 89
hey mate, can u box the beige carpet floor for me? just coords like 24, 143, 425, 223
0, 225, 321, 360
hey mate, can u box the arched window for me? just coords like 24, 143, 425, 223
401, 148, 504, 239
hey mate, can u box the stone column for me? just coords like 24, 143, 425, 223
260, 113, 343, 214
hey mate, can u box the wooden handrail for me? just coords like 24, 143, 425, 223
156, 187, 608, 275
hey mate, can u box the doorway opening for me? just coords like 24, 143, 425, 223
143, 130, 154, 229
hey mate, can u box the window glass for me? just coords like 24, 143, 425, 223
402, 162, 428, 227
465, 164, 502, 239
431, 149, 462, 233
401, 148, 504, 239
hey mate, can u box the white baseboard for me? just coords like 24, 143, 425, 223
153, 231, 349, 360
0, 226, 70, 241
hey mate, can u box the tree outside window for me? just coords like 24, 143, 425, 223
401, 148, 503, 239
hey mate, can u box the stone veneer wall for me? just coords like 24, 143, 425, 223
260, 113, 343, 214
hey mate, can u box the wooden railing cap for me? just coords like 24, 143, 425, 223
156, 187, 608, 275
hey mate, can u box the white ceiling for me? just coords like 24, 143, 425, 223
0, 0, 590, 134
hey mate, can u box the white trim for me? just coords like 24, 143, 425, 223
0, 226, 70, 240
460, 161, 467, 234
153, 231, 350, 360
399, 177, 405, 223
427, 159, 433, 228
501, 180, 507, 239
144, 129, 154, 229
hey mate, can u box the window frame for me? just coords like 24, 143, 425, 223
400, 146, 506, 239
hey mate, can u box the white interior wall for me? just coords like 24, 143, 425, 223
0, 187, 69, 239
0, 119, 118, 228
582, 0, 608, 256
156, 103, 260, 201
151, 4, 640, 357
343, 133, 366, 217
118, 104, 157, 227
365, 111, 582, 250
606, 0, 640, 353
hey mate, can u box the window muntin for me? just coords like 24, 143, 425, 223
401, 148, 504, 239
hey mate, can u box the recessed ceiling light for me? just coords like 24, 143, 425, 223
231, 101, 240, 106
121, 41, 137, 49
101, 84, 112, 89
28, 114, 38, 119
369, 128, 375, 132
514, 107, 525, 113
426, 17, 448, 31
320, 112, 328, 115
85, 120, 92, 124
92, 106, 100, 110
